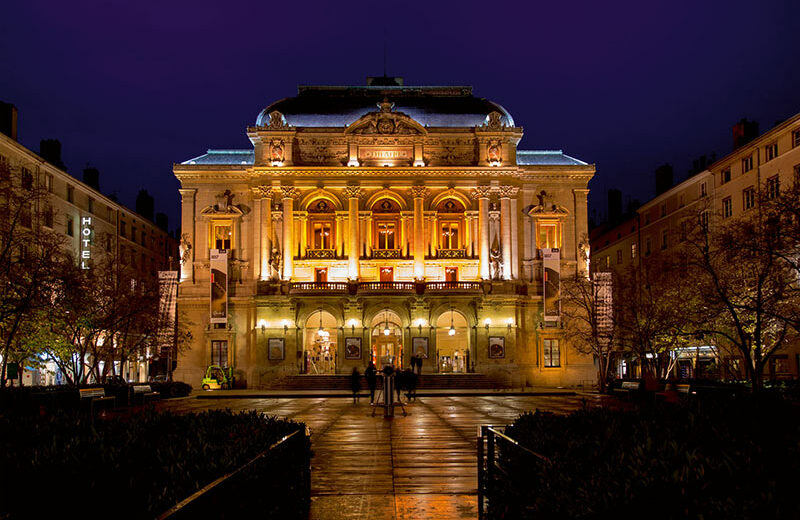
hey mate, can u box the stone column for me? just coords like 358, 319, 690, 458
343, 186, 362, 280
366, 214, 373, 256
498, 186, 516, 281
472, 187, 492, 280
508, 188, 520, 279
411, 186, 429, 280
281, 187, 299, 280
178, 188, 196, 283
464, 213, 471, 253
298, 211, 308, 258
431, 213, 439, 253
263, 194, 272, 278
251, 186, 272, 281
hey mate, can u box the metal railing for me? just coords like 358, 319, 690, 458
478, 425, 551, 520
158, 426, 310, 519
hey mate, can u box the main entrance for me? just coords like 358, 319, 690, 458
436, 309, 470, 373
303, 310, 337, 374
371, 309, 403, 369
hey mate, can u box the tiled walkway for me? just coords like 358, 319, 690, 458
159, 394, 608, 519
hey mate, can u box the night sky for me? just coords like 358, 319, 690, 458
1, 0, 798, 230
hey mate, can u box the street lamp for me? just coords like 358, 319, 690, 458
383, 311, 390, 336
484, 318, 491, 332
448, 308, 456, 336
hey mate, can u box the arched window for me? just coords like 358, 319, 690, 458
371, 199, 400, 251
436, 199, 465, 251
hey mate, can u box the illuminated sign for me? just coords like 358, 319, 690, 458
359, 147, 412, 161
80, 216, 92, 269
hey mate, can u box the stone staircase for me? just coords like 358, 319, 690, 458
268, 373, 504, 391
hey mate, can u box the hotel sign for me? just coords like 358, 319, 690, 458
210, 249, 228, 324
80, 216, 92, 269
542, 248, 561, 321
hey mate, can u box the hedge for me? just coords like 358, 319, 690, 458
0, 409, 310, 519
493, 398, 800, 519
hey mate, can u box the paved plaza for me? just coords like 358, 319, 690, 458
160, 393, 610, 519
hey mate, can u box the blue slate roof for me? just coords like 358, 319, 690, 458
182, 150, 254, 165
516, 150, 587, 166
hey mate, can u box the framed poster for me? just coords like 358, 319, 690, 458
268, 338, 285, 360
488, 336, 505, 359
345, 337, 362, 360
412, 337, 429, 359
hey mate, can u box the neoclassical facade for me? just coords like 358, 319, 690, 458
174, 82, 596, 388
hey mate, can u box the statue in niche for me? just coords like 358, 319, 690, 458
490, 246, 502, 280
179, 234, 192, 266
270, 248, 282, 279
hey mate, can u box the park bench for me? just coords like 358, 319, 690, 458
656, 382, 693, 403
79, 387, 115, 413
132, 384, 160, 405
611, 380, 642, 400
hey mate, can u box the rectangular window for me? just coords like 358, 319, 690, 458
631, 243, 637, 259
313, 221, 333, 249
120, 221, 127, 238
764, 142, 778, 162
88, 197, 94, 214
678, 194, 684, 207
212, 222, 232, 250
721, 168, 731, 184
67, 185, 74, 203
536, 220, 562, 249
743, 187, 755, 210
645, 237, 651, 256
440, 221, 460, 249
605, 255, 610, 269
793, 130, 800, 149
543, 339, 560, 367
722, 197, 732, 218
376, 221, 396, 249
131, 226, 136, 242
700, 182, 707, 197
661, 229, 668, 249
106, 234, 112, 252
700, 211, 709, 232
660, 204, 666, 217
46, 174, 54, 193
43, 204, 54, 228
107, 207, 113, 223
20, 203, 32, 228
211, 340, 228, 368
616, 249, 622, 264
66, 216, 74, 236
21, 168, 33, 190
766, 175, 780, 200
742, 155, 753, 173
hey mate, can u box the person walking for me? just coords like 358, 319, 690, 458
365, 361, 377, 404
350, 367, 361, 404
416, 354, 423, 375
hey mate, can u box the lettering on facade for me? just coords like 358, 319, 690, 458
80, 216, 92, 269
359, 147, 412, 161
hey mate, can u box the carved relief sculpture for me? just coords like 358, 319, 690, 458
266, 110, 289, 129
179, 233, 192, 266
410, 186, 430, 200
487, 140, 502, 165
490, 246, 502, 280
342, 186, 364, 199
470, 186, 493, 200
270, 139, 285, 163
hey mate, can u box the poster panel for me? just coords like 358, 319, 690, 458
210, 249, 228, 324
542, 248, 561, 321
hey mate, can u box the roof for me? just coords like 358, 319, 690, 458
516, 150, 587, 166
182, 150, 254, 165
255, 85, 515, 128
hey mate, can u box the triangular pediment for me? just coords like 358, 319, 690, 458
345, 98, 427, 136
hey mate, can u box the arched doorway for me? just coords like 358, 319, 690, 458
370, 310, 404, 369
304, 310, 338, 374
436, 309, 470, 373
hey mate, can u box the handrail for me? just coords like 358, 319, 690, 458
483, 426, 551, 464
158, 427, 305, 519
358, 282, 415, 290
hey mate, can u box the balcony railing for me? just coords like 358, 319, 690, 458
436, 248, 467, 259
371, 249, 401, 259
426, 281, 482, 292
305, 249, 336, 259
288, 282, 348, 294
358, 282, 415, 292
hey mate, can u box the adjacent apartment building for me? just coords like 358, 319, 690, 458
173, 78, 597, 388
591, 112, 800, 380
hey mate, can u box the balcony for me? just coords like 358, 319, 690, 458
425, 281, 482, 293
305, 249, 336, 260
358, 282, 416, 293
288, 282, 349, 295
436, 248, 467, 259
371, 249, 401, 259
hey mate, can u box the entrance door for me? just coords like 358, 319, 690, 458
374, 335, 402, 368
445, 267, 458, 282
380, 267, 393, 282
315, 268, 328, 282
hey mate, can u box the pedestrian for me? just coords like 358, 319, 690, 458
416, 353, 423, 375
365, 361, 377, 404
411, 353, 418, 374
350, 366, 361, 404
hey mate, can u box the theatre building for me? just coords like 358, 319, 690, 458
173, 79, 596, 388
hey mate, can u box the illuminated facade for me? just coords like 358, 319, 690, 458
174, 80, 595, 388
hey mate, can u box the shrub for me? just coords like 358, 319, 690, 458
494, 398, 800, 519
0, 409, 309, 519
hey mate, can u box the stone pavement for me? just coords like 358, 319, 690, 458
159, 393, 610, 519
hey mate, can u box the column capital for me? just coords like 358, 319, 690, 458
178, 188, 197, 201
343, 186, 365, 199
410, 186, 430, 200
496, 185, 520, 198
471, 186, 493, 200
280, 186, 301, 201
250, 185, 273, 199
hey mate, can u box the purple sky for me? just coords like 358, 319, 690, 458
1, 0, 798, 229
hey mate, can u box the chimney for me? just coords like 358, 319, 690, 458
607, 189, 622, 223
39, 139, 67, 170
0, 102, 18, 141
83, 167, 100, 191
655, 164, 673, 196
155, 212, 169, 231
136, 189, 155, 221
732, 119, 759, 150
366, 76, 404, 86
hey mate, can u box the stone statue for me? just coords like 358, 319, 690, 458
490, 246, 502, 280
270, 248, 281, 279
179, 234, 192, 266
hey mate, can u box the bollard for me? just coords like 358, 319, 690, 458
383, 373, 394, 417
